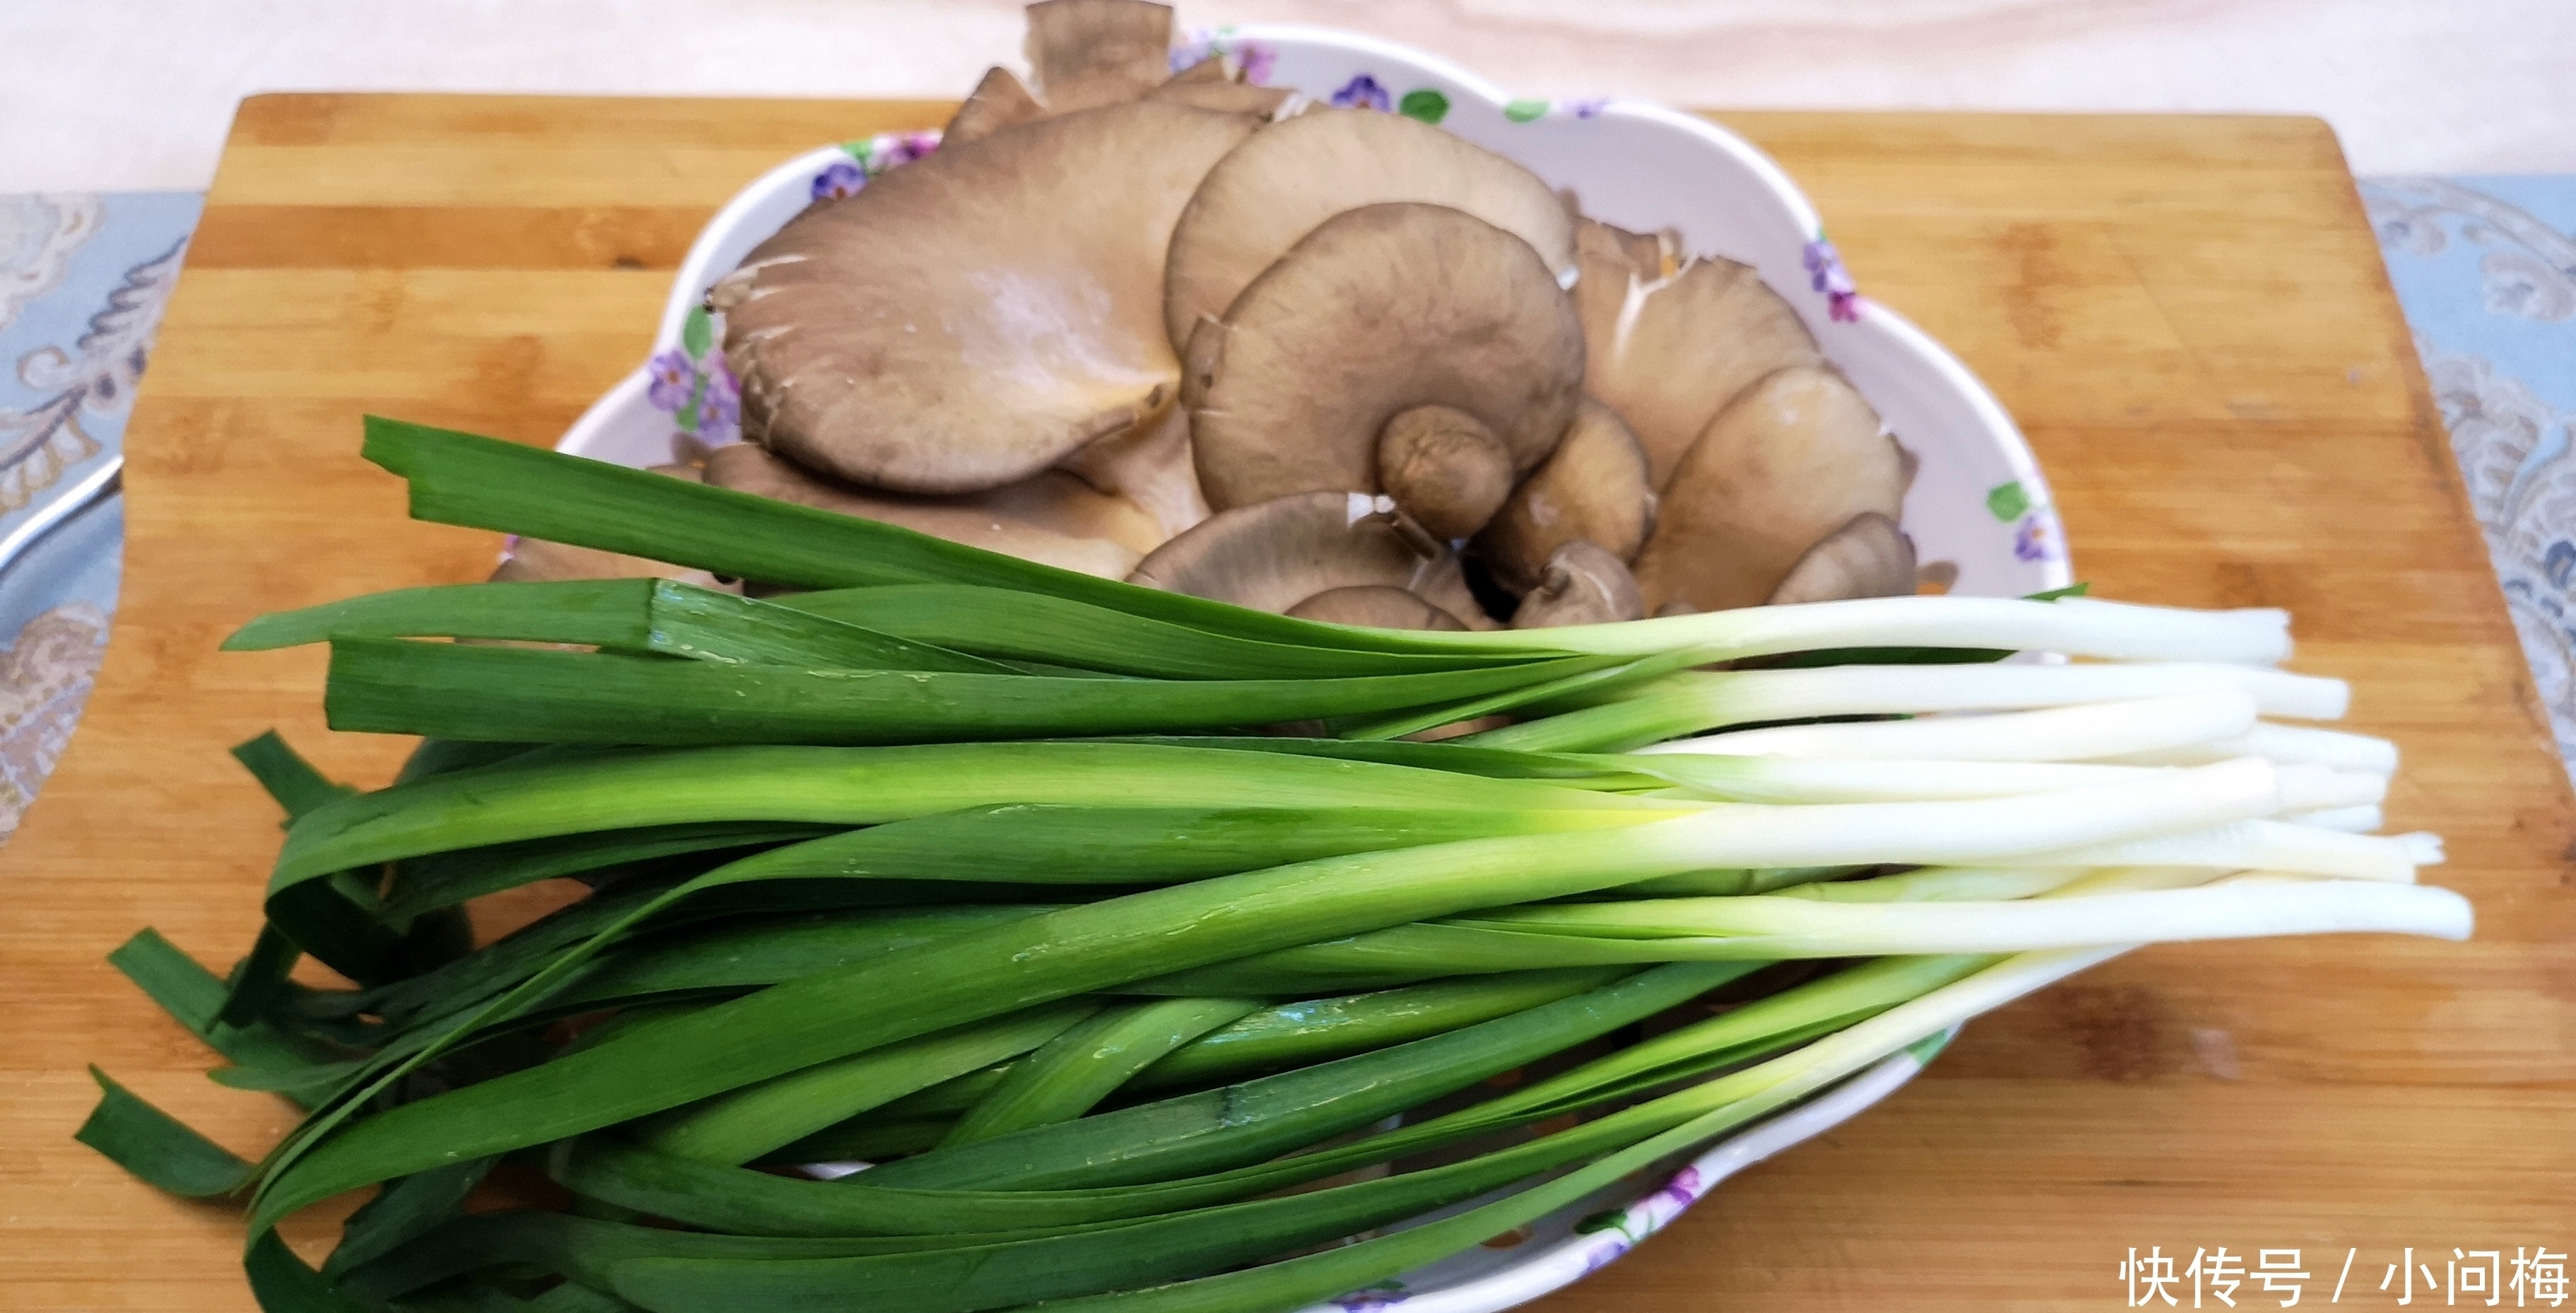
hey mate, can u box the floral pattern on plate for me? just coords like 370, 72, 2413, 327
1172, 28, 1277, 85
810, 130, 943, 202
644, 305, 739, 441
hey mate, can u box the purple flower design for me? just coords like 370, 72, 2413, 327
1582, 1238, 1633, 1273
2014, 513, 2057, 563
811, 160, 865, 201
1647, 1165, 1705, 1211
695, 350, 740, 432
646, 348, 697, 411
1803, 238, 1862, 323
875, 131, 940, 169
1331, 73, 1392, 112
1236, 41, 1277, 86
1333, 1285, 1408, 1312
1567, 98, 1610, 119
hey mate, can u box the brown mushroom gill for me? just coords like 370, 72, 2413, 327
1632, 363, 1905, 615
1571, 218, 1821, 489
714, 100, 1259, 495
1182, 202, 1584, 530
1163, 109, 1579, 355
1127, 490, 1491, 627
704, 442, 1155, 579
1476, 396, 1654, 594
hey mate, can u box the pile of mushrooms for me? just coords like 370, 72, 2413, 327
516, 0, 1920, 630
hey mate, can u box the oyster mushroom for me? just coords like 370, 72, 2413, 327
704, 442, 1155, 579
1024, 0, 1174, 113
944, 66, 1049, 146
1375, 404, 1516, 541
1150, 57, 1298, 119
1512, 540, 1644, 628
1163, 109, 1579, 353
950, 9, 1289, 148
1476, 397, 1655, 594
714, 100, 1259, 494
1772, 510, 1916, 607
1182, 203, 1585, 537
1767, 511, 1918, 605
1287, 585, 1468, 630
1571, 218, 1821, 488
1631, 364, 1905, 615
1127, 490, 1492, 627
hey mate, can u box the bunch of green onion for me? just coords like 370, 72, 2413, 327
79, 418, 2471, 1313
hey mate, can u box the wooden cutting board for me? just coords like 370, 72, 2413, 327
2, 95, 2568, 1311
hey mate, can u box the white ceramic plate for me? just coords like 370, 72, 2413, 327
555, 23, 2067, 1311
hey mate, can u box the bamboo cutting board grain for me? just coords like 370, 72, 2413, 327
1, 95, 2569, 1310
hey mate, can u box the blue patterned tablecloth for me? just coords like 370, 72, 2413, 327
0, 192, 196, 838
2362, 177, 2576, 781
0, 179, 2567, 836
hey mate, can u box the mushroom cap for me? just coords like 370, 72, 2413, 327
1163, 109, 1579, 353
1024, 0, 1174, 113
1631, 364, 1905, 614
1476, 396, 1655, 593
1766, 510, 1918, 606
704, 442, 1154, 578
1511, 540, 1645, 628
716, 101, 1259, 494
1126, 490, 1490, 625
1375, 404, 1516, 541
1572, 218, 1820, 488
944, 66, 1048, 146
1287, 585, 1468, 630
1183, 202, 1585, 514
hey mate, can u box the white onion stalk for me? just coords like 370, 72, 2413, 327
1489, 663, 2351, 756
2285, 804, 2385, 833
1602, 758, 2281, 871
1771, 866, 2101, 902
1631, 755, 2385, 808
1649, 946, 2139, 1124
1638, 691, 2259, 763
2276, 766, 2389, 810
1985, 818, 2430, 883
2088, 720, 2400, 773
1664, 662, 2347, 723
1454, 881, 2473, 956
1775, 860, 2320, 905
1429, 594, 2293, 665
1635, 756, 2161, 803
